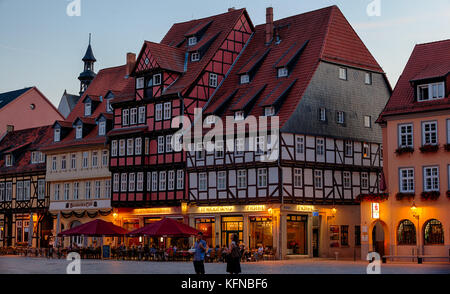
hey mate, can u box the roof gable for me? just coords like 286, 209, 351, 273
0, 87, 33, 109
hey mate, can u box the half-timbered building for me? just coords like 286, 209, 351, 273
0, 126, 53, 248
187, 6, 391, 258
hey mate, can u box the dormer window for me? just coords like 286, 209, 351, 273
205, 116, 217, 125
106, 99, 113, 113
153, 74, 162, 86
99, 121, 106, 136
240, 74, 250, 84
5, 154, 12, 167
84, 102, 92, 116
278, 67, 288, 78
191, 52, 200, 62
136, 77, 145, 89
235, 111, 244, 121
417, 82, 444, 102
339, 67, 347, 80
209, 73, 218, 88
75, 125, 83, 139
188, 36, 197, 46
337, 111, 345, 124
54, 128, 61, 142
264, 106, 275, 117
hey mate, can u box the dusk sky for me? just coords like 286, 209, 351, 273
0, 0, 449, 107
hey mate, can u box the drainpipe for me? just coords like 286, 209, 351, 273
278, 130, 283, 260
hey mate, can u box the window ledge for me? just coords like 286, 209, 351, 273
419, 144, 439, 153
421, 191, 440, 200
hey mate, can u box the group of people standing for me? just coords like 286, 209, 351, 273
193, 232, 241, 274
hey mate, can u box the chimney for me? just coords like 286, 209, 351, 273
228, 7, 235, 12
126, 52, 136, 76
266, 7, 274, 44
6, 125, 14, 133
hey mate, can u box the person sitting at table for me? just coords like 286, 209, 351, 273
256, 245, 264, 261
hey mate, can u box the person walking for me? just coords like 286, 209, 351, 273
226, 234, 241, 274
193, 232, 207, 274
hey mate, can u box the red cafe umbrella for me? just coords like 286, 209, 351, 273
128, 218, 200, 237
58, 219, 129, 237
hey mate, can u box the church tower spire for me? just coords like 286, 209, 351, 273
78, 33, 97, 96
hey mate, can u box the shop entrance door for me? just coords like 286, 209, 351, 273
372, 221, 385, 257
312, 228, 319, 257
221, 216, 243, 247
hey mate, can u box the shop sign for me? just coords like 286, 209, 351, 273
282, 205, 315, 212
371, 203, 380, 219
133, 208, 174, 215
194, 205, 268, 214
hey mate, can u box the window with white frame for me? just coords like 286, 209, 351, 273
417, 82, 445, 101
122, 109, 129, 126
399, 124, 413, 148
31, 151, 39, 164
240, 74, 250, 84
145, 138, 150, 155
85, 181, 91, 199
177, 170, 184, 189
158, 136, 165, 154
23, 181, 30, 200
196, 142, 205, 160
159, 171, 166, 190
364, 116, 372, 128
136, 172, 144, 191
316, 138, 324, 156
255, 136, 265, 155
237, 170, 247, 189
146, 172, 151, 192
130, 108, 137, 125
61, 156, 67, 170
215, 140, 224, 158
138, 106, 146, 124
93, 181, 100, 199
199, 173, 207, 191
296, 137, 304, 154
136, 77, 145, 89
399, 168, 414, 193
191, 52, 200, 62
63, 183, 70, 200
206, 116, 217, 125
168, 170, 175, 190
105, 180, 111, 198
54, 184, 60, 201
422, 121, 438, 145
117, 140, 124, 156
235, 138, 245, 155
54, 128, 61, 142
163, 102, 171, 120
5, 182, 12, 201
152, 172, 158, 191
209, 73, 218, 88
278, 67, 288, 78
73, 182, 79, 200
345, 140, 353, 157
102, 150, 108, 166
314, 170, 323, 189
37, 179, 45, 199
264, 106, 275, 117
128, 173, 135, 192
361, 172, 369, 189
257, 168, 267, 188
84, 102, 91, 116
121, 173, 127, 192
363, 143, 370, 158
337, 111, 345, 124
188, 36, 197, 46
235, 111, 244, 121
217, 171, 226, 190
127, 139, 134, 156
319, 108, 326, 121
365, 72, 372, 85
424, 166, 439, 192
153, 74, 162, 86
16, 181, 23, 201
0, 183, 4, 202
155, 104, 162, 121
75, 125, 83, 139
339, 67, 347, 80
39, 152, 45, 163
82, 152, 89, 168
447, 119, 450, 144
294, 168, 303, 188
92, 152, 98, 167
135, 138, 142, 155
106, 99, 113, 113
99, 120, 106, 136
52, 156, 57, 171
343, 171, 351, 189
166, 135, 173, 153
113, 174, 119, 192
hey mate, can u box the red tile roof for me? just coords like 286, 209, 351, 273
379, 39, 450, 120
107, 126, 148, 137
204, 6, 383, 127
41, 65, 134, 151
0, 126, 53, 175
140, 41, 186, 73
184, 20, 213, 37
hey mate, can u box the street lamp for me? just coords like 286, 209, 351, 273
331, 207, 337, 217
410, 201, 421, 257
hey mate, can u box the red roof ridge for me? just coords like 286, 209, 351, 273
415, 38, 450, 47
170, 8, 246, 26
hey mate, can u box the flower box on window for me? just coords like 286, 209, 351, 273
444, 144, 450, 152
395, 146, 414, 155
396, 192, 415, 201
356, 193, 389, 202
421, 191, 440, 200
419, 144, 439, 153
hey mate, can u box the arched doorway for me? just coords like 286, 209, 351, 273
371, 220, 385, 257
